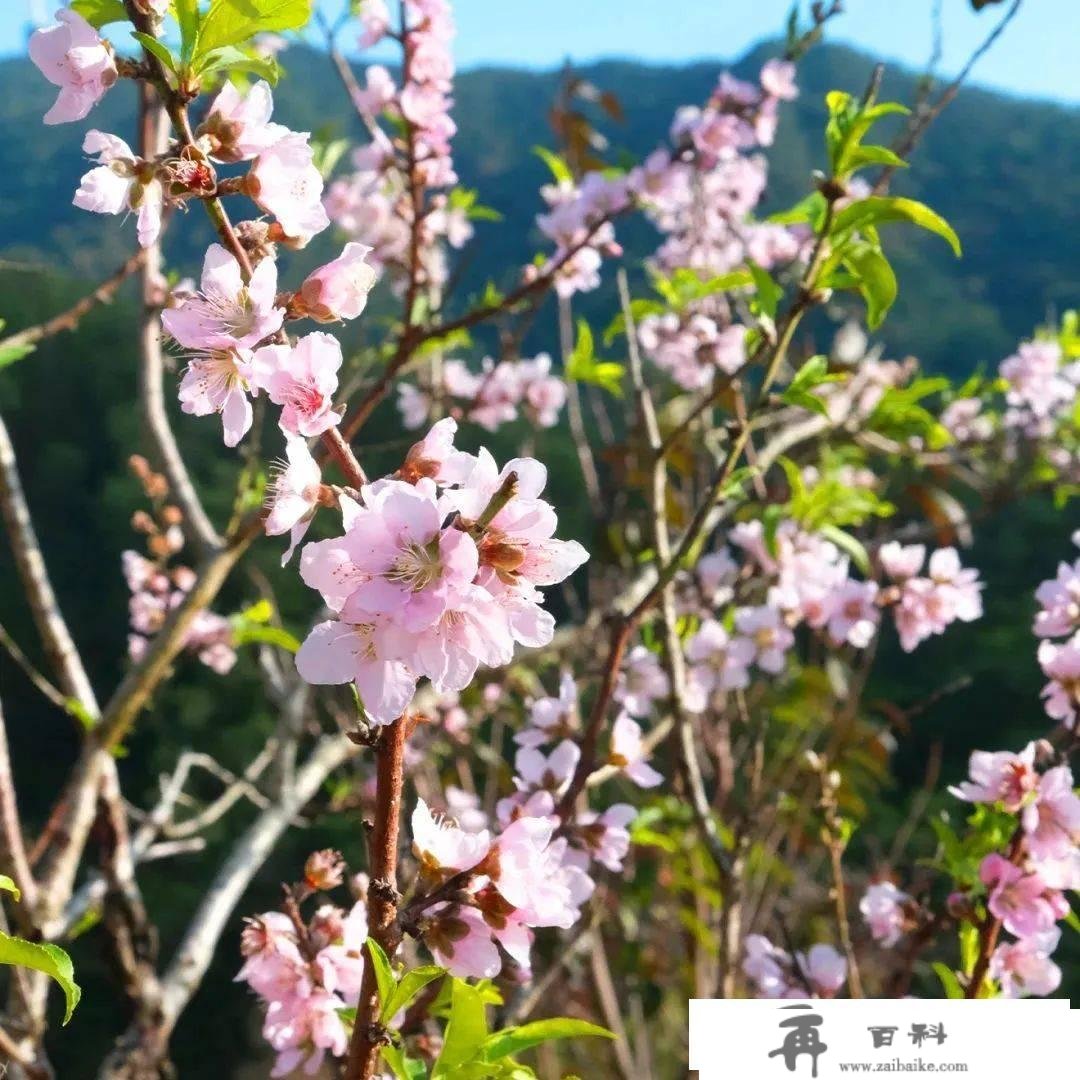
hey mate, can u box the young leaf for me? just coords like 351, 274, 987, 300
71, 0, 128, 27
0, 932, 80, 1023
0, 875, 20, 902
132, 32, 179, 74
195, 45, 282, 84
432, 978, 489, 1076
842, 242, 898, 329
175, 0, 202, 62
196, 0, 314, 58
480, 1018, 615, 1062
747, 262, 783, 320
932, 963, 965, 1000
819, 524, 870, 575
366, 939, 397, 1011
381, 1045, 428, 1080
532, 146, 573, 186
0, 341, 35, 372
382, 967, 445, 1024
832, 196, 962, 258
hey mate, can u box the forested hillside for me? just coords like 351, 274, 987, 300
0, 36, 1077, 1075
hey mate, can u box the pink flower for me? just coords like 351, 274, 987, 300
201, 79, 288, 162
29, 9, 116, 125
734, 606, 794, 674
614, 645, 669, 718
177, 349, 259, 447
491, 816, 592, 928
825, 579, 880, 648
990, 929, 1062, 997
893, 548, 982, 652
1021, 765, 1080, 861
1038, 636, 1080, 726
253, 333, 344, 438
163, 244, 283, 351
575, 804, 636, 872
1034, 558, 1080, 638
411, 798, 492, 880
979, 854, 1067, 938
878, 541, 925, 581
859, 882, 910, 948
357, 0, 391, 46
517, 670, 578, 748
760, 58, 798, 101
298, 243, 378, 322
332, 479, 478, 631
513, 740, 580, 799
797, 944, 847, 997
295, 617, 417, 726
609, 713, 662, 788
352, 64, 397, 117
743, 935, 793, 998
74, 131, 162, 248
397, 417, 476, 486
249, 133, 330, 245
949, 745, 1039, 812
265, 438, 322, 566
445, 449, 589, 591
422, 903, 501, 979
684, 619, 754, 708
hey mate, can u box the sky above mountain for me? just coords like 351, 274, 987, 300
1, 1, 1075, 105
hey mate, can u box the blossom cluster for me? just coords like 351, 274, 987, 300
950, 742, 1079, 996
325, 0, 466, 289
670, 520, 983, 714
397, 353, 567, 432
237, 855, 368, 1076
294, 419, 588, 724
408, 672, 659, 979
1035, 533, 1080, 726
63, 69, 331, 249
999, 338, 1080, 439
742, 935, 848, 998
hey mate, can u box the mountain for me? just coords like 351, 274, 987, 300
1, 37, 1079, 1075
2, 40, 1080, 372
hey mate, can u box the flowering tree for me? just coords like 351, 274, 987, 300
0, 0, 1074, 1076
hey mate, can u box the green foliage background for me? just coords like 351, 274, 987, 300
0, 36, 1076, 1076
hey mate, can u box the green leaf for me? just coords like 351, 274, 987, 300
747, 262, 783, 320
0, 933, 80, 1024
819, 524, 870, 575
175, 0, 202, 62
0, 340, 35, 372
132, 32, 180, 73
846, 144, 908, 171
195, 45, 282, 83
480, 1019, 614, 1062
565, 319, 624, 397
0, 876, 20, 902
932, 962, 964, 1000
382, 967, 445, 1024
366, 940, 396, 1012
71, 0, 128, 27
842, 242, 898, 329
381, 1045, 428, 1080
432, 979, 489, 1077
196, 0, 313, 57
532, 146, 573, 186
832, 196, 962, 257
231, 625, 300, 653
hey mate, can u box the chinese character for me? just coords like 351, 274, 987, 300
867, 1025, 898, 1048
909, 1023, 947, 1047
768, 1005, 828, 1077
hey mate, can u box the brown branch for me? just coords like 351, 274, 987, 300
343, 717, 407, 1080
0, 250, 146, 355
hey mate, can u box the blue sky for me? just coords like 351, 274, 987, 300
5, 1, 1077, 105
